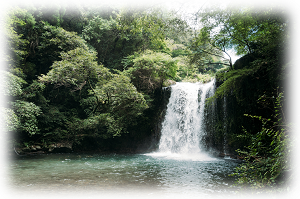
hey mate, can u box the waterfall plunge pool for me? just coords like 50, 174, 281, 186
9, 153, 241, 198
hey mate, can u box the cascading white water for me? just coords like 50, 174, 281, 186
154, 79, 216, 160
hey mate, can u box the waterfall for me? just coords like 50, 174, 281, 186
155, 79, 216, 160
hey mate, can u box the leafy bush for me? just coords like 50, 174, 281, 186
11, 100, 42, 135
231, 91, 291, 191
123, 50, 178, 93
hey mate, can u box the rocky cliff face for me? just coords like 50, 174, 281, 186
201, 53, 277, 158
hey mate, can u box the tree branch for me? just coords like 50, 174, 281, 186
196, 47, 228, 60
87, 78, 101, 114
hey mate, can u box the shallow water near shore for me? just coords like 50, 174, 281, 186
9, 153, 241, 198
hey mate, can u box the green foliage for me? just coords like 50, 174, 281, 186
80, 73, 148, 138
3, 5, 172, 150
175, 56, 196, 81
37, 104, 74, 142
21, 80, 46, 100
36, 4, 66, 27
39, 47, 98, 90
3, 8, 40, 138
189, 28, 232, 70
32, 22, 91, 77
39, 23, 88, 54
82, 16, 119, 65
206, 67, 257, 104
2, 107, 21, 132
191, 5, 287, 73
5, 8, 33, 69
115, 9, 167, 52
123, 50, 178, 93
94, 74, 148, 117
82, 8, 169, 70
163, 13, 194, 45
231, 92, 291, 190
203, 6, 287, 103
11, 100, 42, 135
40, 25, 85, 50
2, 70, 26, 97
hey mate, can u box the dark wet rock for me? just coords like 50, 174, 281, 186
14, 141, 73, 155
163, 79, 176, 87
48, 142, 73, 153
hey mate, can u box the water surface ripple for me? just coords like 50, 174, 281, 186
9, 153, 240, 198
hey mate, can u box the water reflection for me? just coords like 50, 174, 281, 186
9, 153, 240, 196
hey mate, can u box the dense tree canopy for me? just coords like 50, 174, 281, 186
3, 4, 188, 146
123, 50, 178, 93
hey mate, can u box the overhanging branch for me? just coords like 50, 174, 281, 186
196, 48, 228, 60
